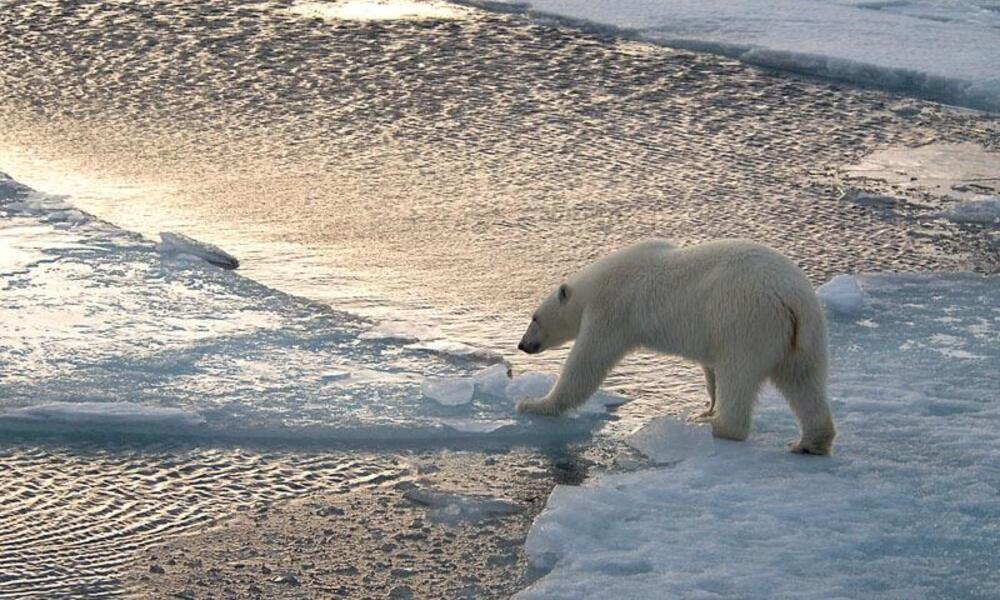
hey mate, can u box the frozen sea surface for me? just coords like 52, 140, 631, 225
519, 272, 1000, 599
479, 0, 1000, 111
0, 173, 613, 445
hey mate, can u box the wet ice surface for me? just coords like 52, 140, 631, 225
519, 272, 1000, 599
0, 174, 615, 444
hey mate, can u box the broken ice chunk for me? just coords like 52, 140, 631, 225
403, 486, 521, 524
817, 274, 864, 316
157, 231, 239, 269
504, 372, 555, 402
472, 363, 512, 397
421, 376, 475, 406
626, 416, 714, 464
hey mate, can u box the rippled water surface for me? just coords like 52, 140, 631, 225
1, 0, 997, 597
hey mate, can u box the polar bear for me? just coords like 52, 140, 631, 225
516, 238, 836, 455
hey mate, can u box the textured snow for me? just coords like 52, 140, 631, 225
476, 0, 1000, 111
817, 274, 865, 316
625, 417, 714, 464
518, 272, 1000, 599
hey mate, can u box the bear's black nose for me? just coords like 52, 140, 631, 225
517, 341, 526, 352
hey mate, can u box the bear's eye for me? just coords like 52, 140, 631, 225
531, 315, 538, 323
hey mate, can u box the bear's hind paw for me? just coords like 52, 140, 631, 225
789, 439, 832, 456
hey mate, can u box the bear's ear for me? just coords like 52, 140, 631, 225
558, 283, 571, 304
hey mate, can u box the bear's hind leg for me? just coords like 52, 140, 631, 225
771, 368, 836, 455
693, 365, 717, 421
709, 366, 763, 441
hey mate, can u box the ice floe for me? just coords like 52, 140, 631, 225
518, 271, 1000, 599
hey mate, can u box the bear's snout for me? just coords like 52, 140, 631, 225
518, 340, 541, 354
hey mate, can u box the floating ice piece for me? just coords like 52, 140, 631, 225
421, 377, 475, 406
472, 363, 512, 397
936, 198, 1000, 225
157, 231, 239, 269
319, 370, 351, 382
403, 486, 521, 524
504, 372, 555, 402
626, 417, 714, 464
817, 274, 864, 316
0, 402, 205, 428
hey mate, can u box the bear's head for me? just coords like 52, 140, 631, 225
518, 283, 582, 354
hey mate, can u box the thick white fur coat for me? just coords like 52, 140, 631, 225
517, 238, 836, 454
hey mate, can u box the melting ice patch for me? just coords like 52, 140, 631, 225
518, 272, 1000, 599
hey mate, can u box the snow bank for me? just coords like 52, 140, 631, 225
474, 0, 1000, 111
817, 274, 865, 316
518, 272, 1000, 599
158, 231, 239, 269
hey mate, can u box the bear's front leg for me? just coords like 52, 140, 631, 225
516, 324, 628, 417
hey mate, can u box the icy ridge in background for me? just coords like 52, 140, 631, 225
0, 173, 616, 444
472, 0, 1000, 111
518, 272, 1000, 599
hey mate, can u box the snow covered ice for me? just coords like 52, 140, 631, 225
518, 272, 1000, 599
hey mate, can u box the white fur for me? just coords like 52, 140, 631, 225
517, 238, 836, 455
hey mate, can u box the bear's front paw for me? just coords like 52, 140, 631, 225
516, 397, 563, 416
